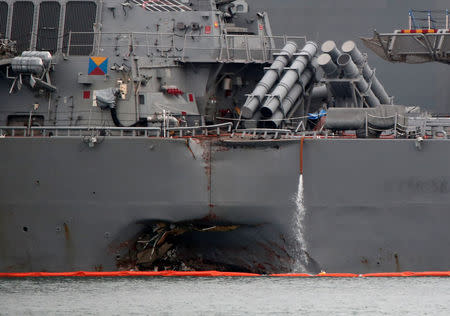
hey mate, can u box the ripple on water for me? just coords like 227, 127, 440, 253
1, 277, 450, 315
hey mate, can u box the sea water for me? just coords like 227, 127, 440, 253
1, 277, 449, 315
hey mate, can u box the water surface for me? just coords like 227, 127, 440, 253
1, 277, 449, 315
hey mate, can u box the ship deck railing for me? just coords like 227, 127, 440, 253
165, 122, 233, 137
60, 31, 306, 63
1, 123, 449, 140
0, 125, 331, 140
0, 126, 161, 138
232, 128, 293, 139
0, 123, 233, 138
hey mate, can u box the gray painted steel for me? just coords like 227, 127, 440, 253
317, 53, 338, 78
248, 0, 450, 113
303, 139, 450, 273
62, 1, 96, 55
336, 53, 380, 107
341, 40, 391, 105
0, 137, 301, 272
0, 2, 7, 37
10, 1, 34, 52
36, 1, 61, 53
324, 105, 406, 130
241, 41, 298, 119
266, 69, 313, 128
321, 40, 341, 63
1, 137, 449, 273
260, 42, 318, 117
1, 0, 450, 274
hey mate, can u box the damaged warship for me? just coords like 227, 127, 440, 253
0, 0, 450, 274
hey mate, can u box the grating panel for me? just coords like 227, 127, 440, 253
132, 0, 192, 12
10, 1, 34, 53
36, 2, 61, 53
0, 2, 7, 38
63, 1, 97, 55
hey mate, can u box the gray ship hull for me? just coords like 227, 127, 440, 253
303, 139, 450, 273
1, 137, 449, 273
0, 137, 301, 273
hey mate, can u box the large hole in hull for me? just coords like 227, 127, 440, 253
115, 219, 320, 274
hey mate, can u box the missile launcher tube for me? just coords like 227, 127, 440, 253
321, 40, 341, 62
265, 69, 314, 128
260, 41, 318, 118
317, 54, 339, 78
337, 54, 380, 107
241, 42, 298, 118
337, 54, 359, 78
246, 111, 263, 129
342, 40, 391, 104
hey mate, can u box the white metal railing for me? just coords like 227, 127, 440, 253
60, 31, 306, 63
2, 124, 448, 140
165, 122, 232, 137
0, 126, 161, 137
0, 124, 321, 140
0, 123, 233, 138
0, 126, 27, 137
232, 128, 293, 139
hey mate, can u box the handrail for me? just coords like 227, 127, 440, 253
0, 126, 162, 137
58, 31, 307, 62
35, 126, 161, 137
165, 122, 233, 137
0, 123, 233, 138
2, 125, 450, 140
233, 128, 292, 139
376, 31, 450, 36
0, 126, 27, 137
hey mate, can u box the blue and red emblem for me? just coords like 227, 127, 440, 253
88, 57, 108, 75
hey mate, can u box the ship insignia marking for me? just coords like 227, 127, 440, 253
88, 57, 109, 75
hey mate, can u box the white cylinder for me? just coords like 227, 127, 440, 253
337, 54, 359, 78
342, 41, 391, 104
264, 69, 314, 128
241, 41, 298, 118
11, 57, 45, 75
21, 51, 52, 68
260, 42, 318, 118
341, 41, 365, 65
321, 40, 341, 62
317, 54, 339, 78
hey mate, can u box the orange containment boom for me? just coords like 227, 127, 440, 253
1, 270, 450, 278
